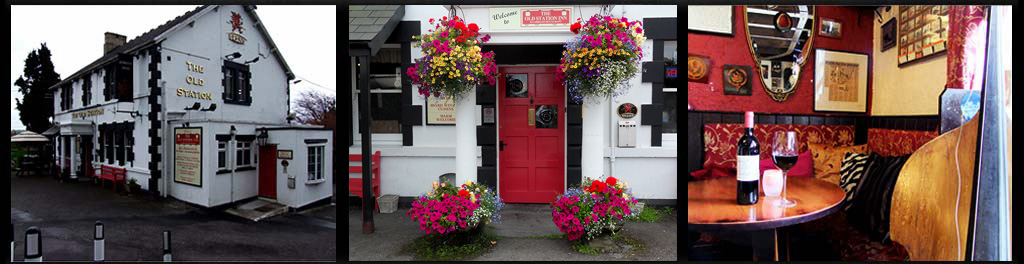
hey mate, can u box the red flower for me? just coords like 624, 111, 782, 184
443, 16, 448, 20
469, 23, 479, 33
454, 15, 460, 21
606, 177, 617, 186
593, 181, 607, 192
459, 189, 470, 197
570, 22, 582, 34
456, 36, 467, 43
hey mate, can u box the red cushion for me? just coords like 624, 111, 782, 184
867, 128, 939, 156
689, 165, 735, 181
759, 150, 814, 178
703, 123, 855, 171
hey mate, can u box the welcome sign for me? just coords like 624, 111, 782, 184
490, 6, 573, 30
174, 127, 203, 187
426, 97, 457, 125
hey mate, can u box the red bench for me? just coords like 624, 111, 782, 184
99, 165, 127, 192
349, 151, 381, 212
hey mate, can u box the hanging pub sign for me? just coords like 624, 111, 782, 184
489, 6, 573, 30
426, 96, 457, 125
227, 11, 247, 45
617, 103, 638, 119
174, 127, 203, 187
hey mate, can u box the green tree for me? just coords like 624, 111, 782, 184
14, 43, 61, 133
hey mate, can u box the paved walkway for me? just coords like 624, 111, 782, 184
11, 175, 336, 261
347, 203, 678, 261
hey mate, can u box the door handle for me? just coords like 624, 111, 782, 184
500, 141, 508, 151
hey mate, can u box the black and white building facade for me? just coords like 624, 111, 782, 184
50, 5, 333, 209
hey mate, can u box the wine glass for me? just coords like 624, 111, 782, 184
772, 131, 799, 208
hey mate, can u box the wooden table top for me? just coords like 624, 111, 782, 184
688, 176, 845, 231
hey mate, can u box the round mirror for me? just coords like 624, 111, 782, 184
744, 5, 816, 102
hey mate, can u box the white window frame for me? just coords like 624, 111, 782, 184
236, 141, 253, 167
307, 144, 325, 184
217, 141, 228, 170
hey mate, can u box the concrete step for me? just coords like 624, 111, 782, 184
224, 199, 288, 222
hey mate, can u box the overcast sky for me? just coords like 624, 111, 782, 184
9, 5, 337, 130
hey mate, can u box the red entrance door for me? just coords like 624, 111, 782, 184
259, 145, 277, 199
499, 66, 565, 203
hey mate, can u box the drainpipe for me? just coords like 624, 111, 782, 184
609, 98, 616, 179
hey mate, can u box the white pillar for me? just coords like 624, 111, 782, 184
581, 98, 607, 182
455, 87, 478, 185
70, 136, 78, 179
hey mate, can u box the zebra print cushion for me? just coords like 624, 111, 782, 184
839, 152, 869, 211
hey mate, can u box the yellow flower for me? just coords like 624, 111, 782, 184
466, 179, 473, 186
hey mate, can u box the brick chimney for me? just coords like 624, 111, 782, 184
103, 32, 127, 54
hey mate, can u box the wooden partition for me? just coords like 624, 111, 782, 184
889, 113, 978, 260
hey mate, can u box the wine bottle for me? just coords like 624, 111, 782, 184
737, 111, 760, 205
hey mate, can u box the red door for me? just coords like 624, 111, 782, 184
499, 66, 565, 203
259, 145, 277, 199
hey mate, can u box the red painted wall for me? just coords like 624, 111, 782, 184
688, 6, 874, 115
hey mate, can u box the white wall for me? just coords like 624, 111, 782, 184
159, 5, 290, 125
871, 5, 947, 116
352, 5, 678, 201
272, 129, 334, 208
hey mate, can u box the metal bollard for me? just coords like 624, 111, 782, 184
162, 231, 171, 262
25, 226, 41, 262
10, 223, 13, 263
94, 221, 104, 262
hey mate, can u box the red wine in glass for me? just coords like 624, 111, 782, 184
773, 155, 799, 171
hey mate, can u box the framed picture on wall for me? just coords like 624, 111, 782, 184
881, 18, 897, 51
687, 54, 711, 84
819, 18, 842, 38
814, 49, 869, 113
687, 6, 733, 36
723, 65, 752, 96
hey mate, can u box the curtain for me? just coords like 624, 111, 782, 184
945, 6, 988, 91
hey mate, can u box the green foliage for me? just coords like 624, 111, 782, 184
408, 232, 501, 261
14, 43, 61, 133
570, 240, 601, 255
618, 236, 646, 251
626, 205, 674, 222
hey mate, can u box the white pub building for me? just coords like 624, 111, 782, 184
348, 5, 677, 206
49, 5, 333, 209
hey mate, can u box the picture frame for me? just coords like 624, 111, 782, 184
687, 5, 734, 36
687, 54, 712, 84
819, 18, 842, 38
814, 49, 869, 113
722, 64, 752, 96
897, 5, 949, 66
881, 18, 897, 51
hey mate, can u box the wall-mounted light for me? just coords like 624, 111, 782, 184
224, 52, 242, 60
230, 125, 237, 136
201, 103, 217, 112
244, 56, 260, 65
185, 102, 201, 111
257, 129, 269, 146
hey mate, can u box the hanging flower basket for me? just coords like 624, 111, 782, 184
407, 180, 505, 235
550, 176, 639, 242
557, 14, 647, 104
406, 16, 499, 102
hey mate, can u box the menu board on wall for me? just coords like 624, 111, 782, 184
426, 96, 457, 125
174, 127, 203, 187
489, 6, 573, 30
897, 6, 949, 66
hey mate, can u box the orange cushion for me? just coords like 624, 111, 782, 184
809, 143, 869, 185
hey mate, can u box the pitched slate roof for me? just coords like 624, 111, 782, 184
49, 5, 295, 90
349, 5, 405, 56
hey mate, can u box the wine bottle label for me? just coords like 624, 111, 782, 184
737, 155, 760, 182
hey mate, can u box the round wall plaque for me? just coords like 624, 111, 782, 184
617, 103, 638, 119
